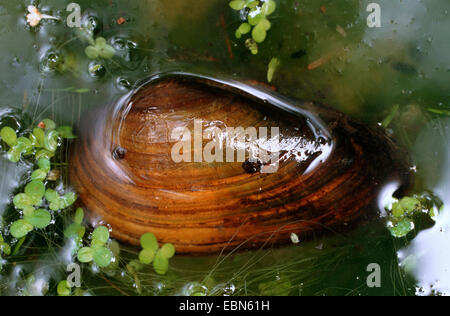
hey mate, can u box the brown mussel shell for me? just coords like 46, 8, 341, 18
70, 72, 413, 254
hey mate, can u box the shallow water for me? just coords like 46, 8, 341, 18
0, 0, 448, 296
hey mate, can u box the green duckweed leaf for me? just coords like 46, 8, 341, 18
389, 219, 414, 238
41, 119, 56, 131
247, 1, 259, 9
57, 280, 71, 296
13, 193, 33, 209
86, 37, 116, 60
7, 148, 21, 163
25, 181, 45, 201
259, 18, 271, 31
45, 189, 59, 203
32, 128, 45, 147
140, 232, 158, 252
262, 0, 276, 15
400, 197, 421, 214
267, 57, 280, 83
37, 158, 51, 173
392, 202, 404, 218
16, 137, 33, 153
236, 22, 252, 38
96, 37, 107, 46
77, 247, 94, 263
49, 202, 61, 211
153, 251, 169, 275
85, 46, 99, 59
160, 243, 175, 259
108, 240, 120, 257
229, 0, 246, 10
248, 10, 264, 26
61, 192, 77, 208
26, 209, 52, 229
35, 149, 55, 160
23, 206, 35, 217
252, 22, 267, 43
93, 246, 112, 268
74, 208, 84, 225
92, 226, 109, 247
28, 133, 38, 147
139, 249, 155, 264
0, 127, 17, 147
10, 220, 33, 239
64, 223, 86, 239
238, 22, 251, 34
99, 44, 116, 59
31, 169, 47, 181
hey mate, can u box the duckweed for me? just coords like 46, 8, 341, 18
77, 247, 94, 263
267, 57, 280, 83
138, 232, 176, 275
91, 226, 110, 247
64, 208, 86, 252
85, 37, 116, 60
386, 193, 443, 238
92, 246, 113, 268
75, 225, 113, 268
1, 120, 78, 240
0, 127, 17, 147
57, 280, 72, 296
140, 232, 158, 252
153, 253, 169, 275
10, 220, 34, 239
160, 243, 175, 259
138, 248, 155, 265
230, 0, 277, 54
25, 209, 52, 229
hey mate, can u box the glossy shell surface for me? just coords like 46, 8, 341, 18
70, 72, 412, 254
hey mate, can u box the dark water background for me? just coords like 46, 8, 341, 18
0, 0, 449, 295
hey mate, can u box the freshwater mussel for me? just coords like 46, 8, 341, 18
70, 72, 413, 254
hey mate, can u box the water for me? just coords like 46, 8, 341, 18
0, 0, 448, 295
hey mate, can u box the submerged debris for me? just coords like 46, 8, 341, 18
290, 233, 300, 244
26, 5, 59, 27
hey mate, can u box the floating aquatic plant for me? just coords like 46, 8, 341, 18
137, 232, 176, 275
64, 207, 86, 252
0, 119, 77, 239
85, 37, 116, 60
386, 193, 443, 238
57, 280, 72, 296
0, 234, 11, 270
77, 225, 113, 268
230, 0, 277, 55
267, 57, 280, 83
